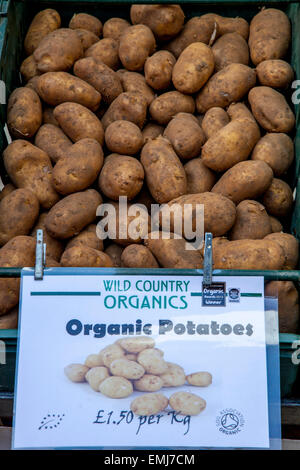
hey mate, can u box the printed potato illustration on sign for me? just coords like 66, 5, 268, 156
64, 336, 212, 416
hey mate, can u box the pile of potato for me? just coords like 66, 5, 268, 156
0, 5, 299, 333
64, 336, 210, 416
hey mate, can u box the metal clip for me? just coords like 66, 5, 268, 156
34, 229, 46, 280
203, 232, 213, 285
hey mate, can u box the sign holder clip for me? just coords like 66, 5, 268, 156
203, 232, 213, 285
34, 229, 46, 281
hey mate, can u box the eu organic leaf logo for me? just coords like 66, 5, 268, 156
38, 413, 65, 430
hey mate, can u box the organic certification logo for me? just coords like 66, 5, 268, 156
216, 409, 245, 435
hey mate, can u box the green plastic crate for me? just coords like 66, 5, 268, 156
280, 333, 300, 397
0, 329, 17, 393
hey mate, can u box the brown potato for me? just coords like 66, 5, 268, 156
212, 160, 273, 204
101, 92, 148, 130
118, 70, 155, 106
75, 29, 99, 51
65, 224, 103, 253
133, 185, 156, 212
229, 200, 272, 240
130, 5, 184, 41
103, 18, 130, 41
53, 102, 104, 145
7, 87, 42, 139
52, 139, 104, 195
163, 113, 206, 160
249, 8, 291, 65
45, 189, 102, 239
184, 158, 217, 194
144, 51, 176, 91
264, 233, 298, 269
256, 60, 294, 88
121, 244, 159, 268
0, 189, 39, 246
212, 32, 249, 71
269, 216, 283, 233
262, 178, 293, 218
0, 184, 16, 202
24, 8, 61, 55
3, 140, 59, 209
141, 136, 187, 203
142, 123, 164, 144
98, 154, 144, 201
119, 25, 156, 71
202, 13, 249, 39
172, 42, 215, 94
25, 76, 40, 92
37, 72, 101, 111
61, 246, 113, 267
149, 91, 195, 125
31, 213, 64, 261
43, 107, 59, 126
74, 57, 122, 105
85, 38, 120, 70
105, 121, 143, 155
20, 55, 41, 82
104, 243, 123, 267
201, 107, 229, 139
69, 13, 102, 36
251, 133, 294, 176
34, 123, 72, 164
265, 281, 299, 333
33, 28, 83, 72
0, 306, 18, 329
248, 86, 295, 133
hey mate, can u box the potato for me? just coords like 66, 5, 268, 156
262, 178, 293, 218
121, 244, 159, 268
0, 184, 16, 202
64, 364, 89, 383
69, 13, 102, 36
130, 5, 184, 41
229, 200, 272, 240
186, 372, 212, 387
74, 57, 122, 105
101, 344, 125, 367
164, 113, 205, 160
103, 18, 130, 41
251, 133, 294, 176
110, 358, 145, 380
118, 336, 155, 354
100, 376, 133, 398
137, 349, 168, 375
264, 233, 298, 270
166, 16, 217, 58
265, 281, 299, 333
43, 107, 59, 126
269, 216, 283, 233
144, 51, 176, 91
248, 86, 295, 133
65, 224, 103, 253
20, 55, 41, 82
118, 71, 155, 106
45, 189, 102, 239
0, 189, 39, 246
102, 92, 148, 130
130, 393, 168, 416
142, 123, 164, 144
31, 213, 64, 262
149, 91, 195, 125
61, 245, 113, 268
212, 32, 249, 71
256, 60, 294, 88
34, 123, 72, 163
141, 137, 187, 203
33, 28, 83, 72
85, 367, 110, 392
53, 102, 104, 145
105, 121, 143, 155
169, 391, 206, 416
213, 239, 285, 270
24, 8, 61, 55
25, 76, 40, 93
98, 154, 144, 201
104, 244, 123, 267
201, 107, 229, 139
172, 42, 214, 94
144, 232, 203, 269
133, 375, 163, 392
7, 87, 42, 139
196, 64, 256, 113
202, 13, 249, 39
0, 306, 18, 330
212, 161, 273, 204
85, 38, 120, 70
52, 138, 104, 195
3, 140, 59, 209
160, 363, 186, 387
249, 8, 291, 66
0, 236, 36, 315
37, 72, 101, 111
75, 29, 99, 51
84, 354, 105, 368
119, 25, 156, 71
184, 158, 216, 195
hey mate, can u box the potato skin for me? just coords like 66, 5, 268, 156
61, 246, 113, 267
69, 13, 102, 36
202, 13, 249, 39
0, 189, 39, 246
149, 91, 195, 125
212, 32, 249, 71
31, 213, 64, 261
248, 86, 295, 133
45, 189, 102, 239
256, 60, 294, 88
184, 158, 216, 194
144, 51, 176, 91
130, 5, 184, 41
52, 138, 104, 195
119, 25, 156, 72
249, 8, 291, 66
66, 224, 103, 252
53, 102, 104, 145
102, 92, 148, 130
117, 71, 155, 106
264, 233, 298, 269
269, 216, 283, 233
103, 18, 130, 41
98, 154, 144, 201
229, 200, 272, 241
105, 121, 143, 155
142, 123, 164, 144
24, 8, 61, 55
34, 123, 72, 163
262, 178, 293, 218
104, 243, 123, 267
0, 306, 18, 329
121, 244, 159, 268
141, 136, 187, 204
33, 28, 83, 72
85, 38, 120, 70
3, 140, 59, 209
172, 42, 215, 94
196, 64, 256, 113
201, 107, 229, 140
43, 107, 59, 126
20, 55, 41, 82
0, 184, 16, 202
7, 87, 42, 139
251, 133, 294, 176
212, 160, 273, 204
163, 113, 206, 160
75, 29, 99, 51
37, 72, 101, 111
265, 281, 299, 333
